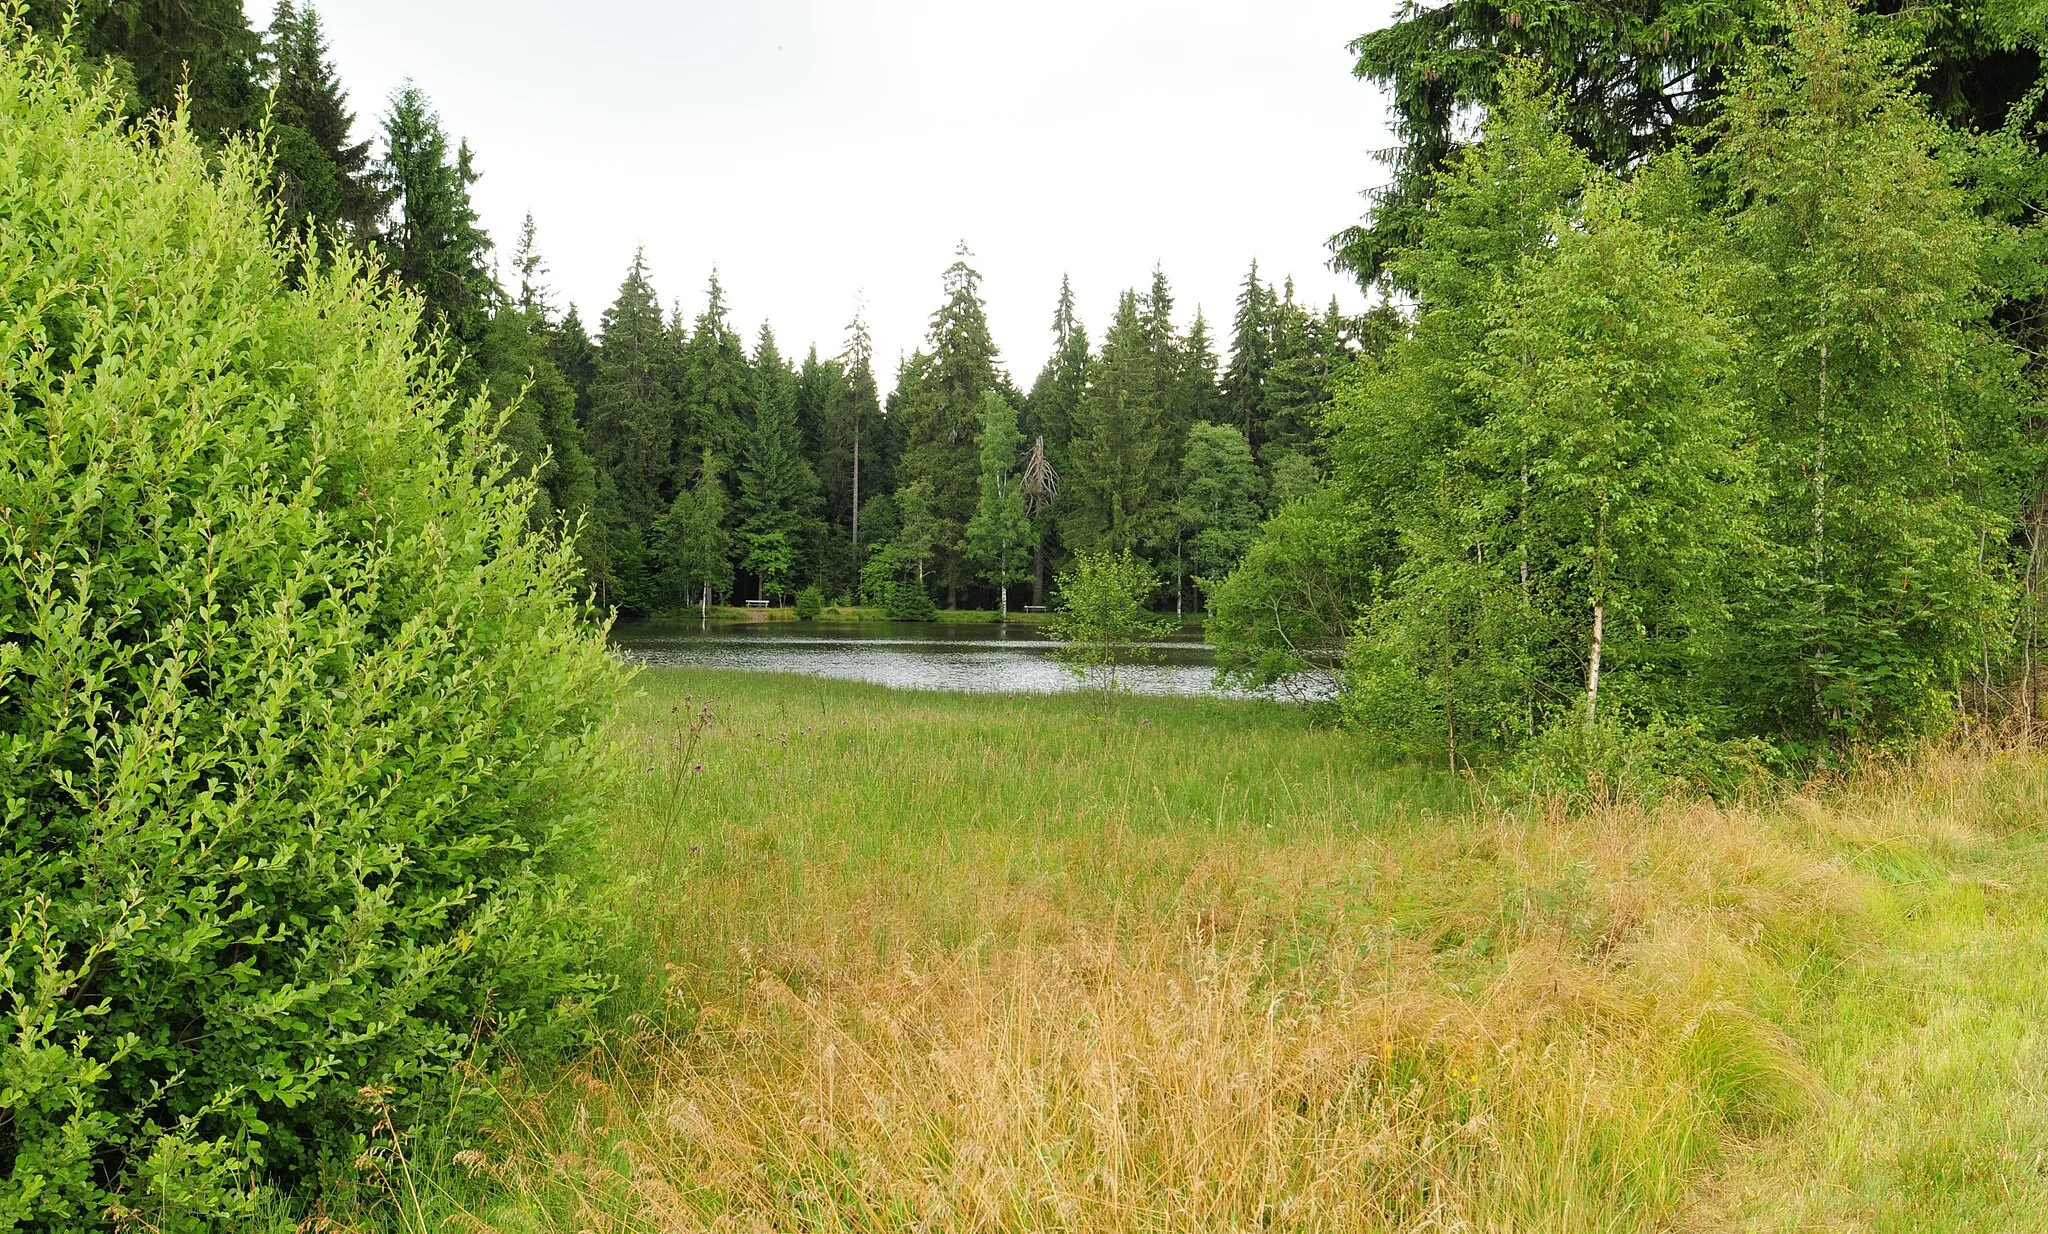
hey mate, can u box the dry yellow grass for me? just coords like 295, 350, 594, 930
377, 671, 2048, 1233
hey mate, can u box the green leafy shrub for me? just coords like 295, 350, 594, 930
885, 580, 937, 622
0, 30, 625, 1230
1207, 488, 1377, 702
1497, 715, 1777, 810
1047, 551, 1177, 709
793, 585, 824, 621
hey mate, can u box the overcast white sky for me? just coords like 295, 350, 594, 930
256, 2, 1399, 389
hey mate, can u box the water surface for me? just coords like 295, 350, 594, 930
609, 618, 1241, 697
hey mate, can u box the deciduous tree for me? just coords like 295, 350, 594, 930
964, 391, 1034, 619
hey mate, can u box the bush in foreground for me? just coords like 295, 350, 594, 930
0, 29, 624, 1230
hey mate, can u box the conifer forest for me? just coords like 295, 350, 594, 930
8, 0, 2048, 1230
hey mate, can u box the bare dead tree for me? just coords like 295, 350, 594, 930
1022, 435, 1058, 607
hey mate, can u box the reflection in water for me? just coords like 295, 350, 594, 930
609, 619, 1246, 698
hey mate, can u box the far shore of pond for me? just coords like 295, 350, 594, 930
620, 604, 1208, 629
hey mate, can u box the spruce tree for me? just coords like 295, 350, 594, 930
1334, 2, 1756, 286
262, 2, 381, 243
676, 271, 751, 476
794, 346, 836, 464
894, 245, 1003, 605
1065, 290, 1168, 558
509, 212, 549, 314
586, 252, 675, 534
929, 245, 1002, 398
479, 309, 600, 543
1024, 276, 1089, 604
1180, 309, 1224, 425
548, 303, 599, 425
818, 313, 884, 597
736, 325, 823, 600
1143, 266, 1182, 395
378, 84, 495, 356
1143, 266, 1196, 481
1333, 0, 2042, 288
476, 219, 600, 583
1025, 275, 1089, 461
1260, 284, 1354, 467
1222, 261, 1276, 448
26, 0, 260, 139
791, 346, 843, 588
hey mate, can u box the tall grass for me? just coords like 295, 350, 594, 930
353, 671, 2048, 1232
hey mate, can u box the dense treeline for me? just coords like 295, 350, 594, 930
576, 248, 1360, 617
485, 239, 1366, 618
459, 241, 1355, 619
29, 2, 1358, 622
1211, 0, 2048, 763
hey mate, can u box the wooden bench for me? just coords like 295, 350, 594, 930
744, 600, 773, 608
1022, 605, 1048, 613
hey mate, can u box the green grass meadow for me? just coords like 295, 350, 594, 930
340, 668, 2048, 1232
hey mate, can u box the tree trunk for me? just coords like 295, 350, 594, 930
2028, 485, 2048, 733
1033, 539, 1045, 607
1813, 338, 1829, 722
1979, 526, 1993, 715
1521, 458, 1533, 739
1586, 596, 1605, 724
1587, 508, 1607, 724
1000, 584, 1008, 622
1444, 608, 1457, 775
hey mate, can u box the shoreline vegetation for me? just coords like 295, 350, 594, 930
615, 604, 1208, 632
625, 605, 1066, 626
335, 668, 2048, 1232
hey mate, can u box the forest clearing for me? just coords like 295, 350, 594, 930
9, 0, 2048, 1228
343, 669, 2048, 1232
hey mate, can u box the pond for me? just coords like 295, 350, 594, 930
608, 618, 1251, 698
